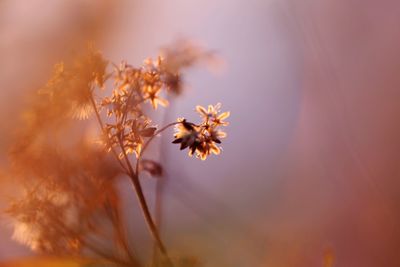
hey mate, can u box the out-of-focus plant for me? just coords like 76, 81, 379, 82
3, 40, 229, 267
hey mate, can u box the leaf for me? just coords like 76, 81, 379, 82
140, 159, 163, 177
172, 138, 183, 144
139, 127, 157, 137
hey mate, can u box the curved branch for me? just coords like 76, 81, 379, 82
135, 122, 180, 175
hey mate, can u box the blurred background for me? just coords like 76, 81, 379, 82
1, 0, 400, 266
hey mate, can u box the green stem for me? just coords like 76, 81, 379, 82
89, 95, 129, 173
117, 138, 174, 267
135, 122, 179, 175
90, 93, 176, 266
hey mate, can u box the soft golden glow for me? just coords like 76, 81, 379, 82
3, 39, 228, 266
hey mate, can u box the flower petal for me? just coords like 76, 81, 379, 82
196, 105, 208, 116
217, 111, 230, 120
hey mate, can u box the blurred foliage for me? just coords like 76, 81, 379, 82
0, 257, 87, 267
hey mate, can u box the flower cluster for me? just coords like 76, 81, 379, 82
96, 41, 226, 162
173, 103, 229, 160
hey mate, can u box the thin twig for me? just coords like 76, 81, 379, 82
89, 94, 129, 173
135, 122, 180, 176
152, 98, 174, 267
116, 137, 173, 267
107, 198, 140, 265
91, 91, 176, 267
135, 121, 180, 267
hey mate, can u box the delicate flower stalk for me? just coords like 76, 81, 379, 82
89, 94, 173, 265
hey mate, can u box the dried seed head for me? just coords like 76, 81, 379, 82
173, 104, 229, 160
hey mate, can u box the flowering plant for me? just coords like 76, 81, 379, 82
4, 40, 229, 267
